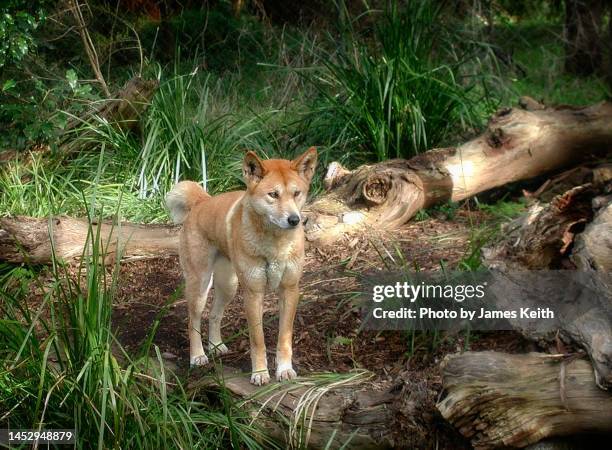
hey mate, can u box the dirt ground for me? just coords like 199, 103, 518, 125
111, 207, 531, 448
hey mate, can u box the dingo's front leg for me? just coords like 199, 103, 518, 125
276, 282, 299, 381
244, 286, 270, 385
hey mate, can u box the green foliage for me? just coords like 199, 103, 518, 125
0, 1, 57, 147
72, 67, 292, 202
308, 1, 488, 161
494, 20, 611, 105
0, 69, 101, 148
0, 1, 47, 69
458, 227, 496, 271
497, 0, 563, 20
477, 198, 526, 221
139, 5, 268, 73
0, 149, 166, 222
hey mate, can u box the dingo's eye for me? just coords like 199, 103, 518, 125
294, 191, 301, 198
268, 191, 279, 199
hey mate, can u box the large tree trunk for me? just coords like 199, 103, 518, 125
437, 352, 612, 449
305, 99, 612, 245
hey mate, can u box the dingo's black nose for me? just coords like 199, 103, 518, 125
288, 214, 300, 227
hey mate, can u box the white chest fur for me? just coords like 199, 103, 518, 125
236, 207, 303, 291
266, 259, 286, 291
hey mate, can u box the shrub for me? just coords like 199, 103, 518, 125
0, 1, 48, 69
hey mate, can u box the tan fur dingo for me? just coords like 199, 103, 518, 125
166, 147, 317, 385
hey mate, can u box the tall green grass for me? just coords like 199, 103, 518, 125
0, 3, 502, 221
307, 1, 492, 161
0, 218, 274, 449
73, 58, 326, 202
0, 150, 167, 222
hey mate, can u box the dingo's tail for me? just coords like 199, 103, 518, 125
165, 181, 210, 224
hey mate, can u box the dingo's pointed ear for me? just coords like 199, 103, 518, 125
243, 151, 266, 186
292, 146, 318, 183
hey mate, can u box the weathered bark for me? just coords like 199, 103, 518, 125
481, 165, 612, 388
482, 164, 611, 270
572, 201, 612, 272
0, 216, 179, 264
305, 99, 612, 245
484, 269, 612, 390
437, 352, 612, 449
191, 369, 396, 449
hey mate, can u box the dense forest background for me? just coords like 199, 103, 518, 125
0, 0, 610, 222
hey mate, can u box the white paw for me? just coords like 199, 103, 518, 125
250, 370, 271, 386
208, 342, 229, 356
190, 354, 209, 367
276, 362, 297, 381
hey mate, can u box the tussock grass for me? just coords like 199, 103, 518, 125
0, 150, 167, 222
304, 1, 495, 161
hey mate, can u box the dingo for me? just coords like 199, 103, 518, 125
166, 147, 317, 385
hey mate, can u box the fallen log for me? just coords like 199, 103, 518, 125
572, 201, 612, 272
437, 352, 612, 449
190, 369, 396, 449
481, 165, 612, 388
0, 216, 179, 264
305, 99, 612, 245
190, 367, 463, 449
482, 164, 611, 270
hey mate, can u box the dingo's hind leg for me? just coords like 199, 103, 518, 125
208, 256, 238, 356
185, 248, 216, 367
